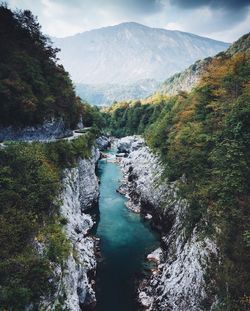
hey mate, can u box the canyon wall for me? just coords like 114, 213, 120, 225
37, 148, 100, 311
0, 119, 72, 142
117, 136, 218, 311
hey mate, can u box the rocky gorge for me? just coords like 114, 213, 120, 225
0, 132, 223, 311
53, 134, 219, 311
5, 132, 221, 311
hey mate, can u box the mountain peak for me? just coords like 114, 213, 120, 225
114, 22, 148, 29
53, 25, 229, 85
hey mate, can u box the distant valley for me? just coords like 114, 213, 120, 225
75, 79, 160, 106
53, 22, 229, 105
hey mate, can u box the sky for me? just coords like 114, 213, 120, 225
7, 0, 250, 42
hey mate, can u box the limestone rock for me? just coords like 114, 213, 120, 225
117, 136, 218, 310
96, 136, 111, 151
0, 118, 72, 141
39, 147, 99, 310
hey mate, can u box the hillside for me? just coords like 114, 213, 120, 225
157, 57, 212, 96
75, 79, 160, 106
0, 6, 106, 310
104, 33, 250, 309
0, 5, 81, 128
158, 32, 250, 96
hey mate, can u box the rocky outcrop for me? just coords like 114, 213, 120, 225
118, 136, 218, 310
59, 149, 99, 310
116, 135, 144, 154
95, 136, 111, 151
117, 136, 165, 214
0, 118, 72, 142
40, 148, 100, 311
78, 148, 100, 211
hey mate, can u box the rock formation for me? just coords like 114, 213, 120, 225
117, 136, 218, 310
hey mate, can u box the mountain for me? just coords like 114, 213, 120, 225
52, 22, 229, 105
75, 79, 160, 106
53, 22, 229, 84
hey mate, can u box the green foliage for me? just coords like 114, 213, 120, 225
105, 47, 250, 308
42, 222, 71, 264
44, 132, 95, 169
0, 255, 53, 310
0, 143, 60, 216
104, 95, 166, 137
145, 51, 250, 308
0, 4, 81, 128
0, 134, 94, 309
0, 143, 59, 309
81, 102, 107, 130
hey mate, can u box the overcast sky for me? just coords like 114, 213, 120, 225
7, 0, 250, 42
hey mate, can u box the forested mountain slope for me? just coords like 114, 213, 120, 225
0, 5, 81, 128
75, 79, 160, 107
0, 5, 104, 310
158, 32, 250, 96
104, 33, 250, 309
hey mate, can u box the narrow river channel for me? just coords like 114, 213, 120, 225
95, 148, 159, 311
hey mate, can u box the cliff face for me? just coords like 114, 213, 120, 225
117, 136, 218, 310
39, 148, 100, 311
0, 119, 72, 142
117, 136, 165, 215
60, 148, 100, 310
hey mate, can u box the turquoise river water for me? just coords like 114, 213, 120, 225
94, 150, 159, 311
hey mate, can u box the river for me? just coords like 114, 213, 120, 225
95, 149, 159, 311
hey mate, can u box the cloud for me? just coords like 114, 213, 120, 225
7, 0, 164, 37
166, 0, 250, 41
170, 6, 249, 34
168, 0, 250, 29
170, 0, 250, 10
208, 10, 250, 42
6, 0, 250, 41
50, 0, 163, 15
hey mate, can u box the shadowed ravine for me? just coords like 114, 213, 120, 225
95, 149, 159, 311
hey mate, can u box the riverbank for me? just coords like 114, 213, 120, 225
116, 136, 218, 310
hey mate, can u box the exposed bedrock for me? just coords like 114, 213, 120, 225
0, 118, 72, 141
58, 147, 100, 310
37, 147, 100, 311
117, 136, 218, 311
95, 136, 111, 151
